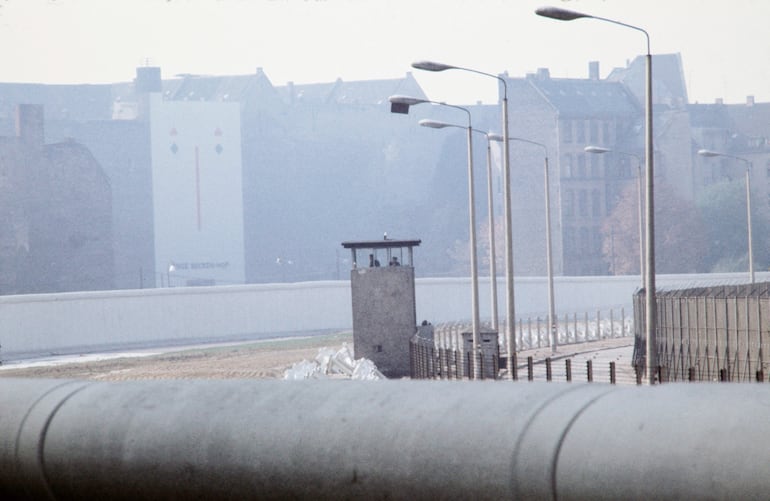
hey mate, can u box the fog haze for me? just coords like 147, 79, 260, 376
1, 0, 768, 106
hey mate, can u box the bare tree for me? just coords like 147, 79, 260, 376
602, 181, 708, 275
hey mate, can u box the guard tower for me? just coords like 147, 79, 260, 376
341, 238, 421, 378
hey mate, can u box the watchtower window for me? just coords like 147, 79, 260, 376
341, 238, 421, 270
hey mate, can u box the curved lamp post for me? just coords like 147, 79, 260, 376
422, 119, 499, 333
698, 149, 754, 284
537, 6, 657, 385
389, 94, 481, 378
491, 134, 557, 354
585, 146, 644, 288
411, 61, 517, 379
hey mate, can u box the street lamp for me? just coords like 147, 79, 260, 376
411, 61, 517, 379
537, 5, 657, 384
389, 94, 481, 379
698, 149, 754, 283
585, 146, 644, 288
421, 119, 499, 333
491, 134, 557, 353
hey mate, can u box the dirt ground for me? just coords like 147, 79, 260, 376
0, 331, 354, 381
0, 332, 635, 383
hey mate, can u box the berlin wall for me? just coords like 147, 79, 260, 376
1, 272, 763, 360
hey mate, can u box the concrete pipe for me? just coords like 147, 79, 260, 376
2, 378, 770, 500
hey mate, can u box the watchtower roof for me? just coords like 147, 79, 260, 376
341, 239, 421, 250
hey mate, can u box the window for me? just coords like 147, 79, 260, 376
590, 154, 601, 178
591, 189, 601, 218
578, 190, 588, 217
563, 189, 574, 218
592, 226, 603, 254
576, 120, 585, 143
605, 183, 616, 213
577, 154, 586, 178
564, 226, 576, 252
589, 120, 599, 143
579, 227, 590, 255
562, 154, 572, 178
562, 120, 573, 143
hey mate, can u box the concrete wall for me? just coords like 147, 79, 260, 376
1, 272, 764, 360
0, 281, 351, 360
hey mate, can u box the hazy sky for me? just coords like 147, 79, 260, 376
1, 0, 767, 106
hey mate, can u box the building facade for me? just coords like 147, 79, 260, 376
0, 53, 768, 294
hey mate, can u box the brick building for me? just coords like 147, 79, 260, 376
0, 105, 113, 293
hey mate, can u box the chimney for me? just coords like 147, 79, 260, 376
589, 61, 600, 80
16, 104, 44, 147
536, 67, 550, 80
747, 95, 755, 106
135, 67, 162, 93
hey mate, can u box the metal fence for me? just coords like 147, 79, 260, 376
410, 307, 633, 381
634, 282, 770, 382
431, 307, 632, 354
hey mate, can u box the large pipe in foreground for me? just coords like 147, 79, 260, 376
2, 378, 770, 500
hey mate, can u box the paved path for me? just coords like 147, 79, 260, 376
506, 337, 637, 385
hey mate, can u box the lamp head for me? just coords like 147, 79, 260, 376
389, 95, 428, 114
697, 149, 721, 158
488, 133, 504, 142
585, 146, 611, 154
412, 60, 456, 72
535, 6, 591, 21
418, 119, 456, 130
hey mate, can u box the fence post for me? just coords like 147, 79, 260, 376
584, 312, 589, 342
546, 357, 552, 382
443, 348, 449, 380
689, 366, 696, 382
635, 365, 642, 385
658, 365, 664, 384
621, 307, 626, 337
537, 317, 542, 349
596, 310, 602, 339
757, 369, 765, 383
565, 359, 572, 382
573, 313, 578, 343
610, 361, 616, 385
586, 360, 593, 383
527, 317, 533, 350
610, 309, 615, 339
527, 356, 534, 381
511, 352, 518, 381
478, 352, 484, 380
468, 351, 475, 380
